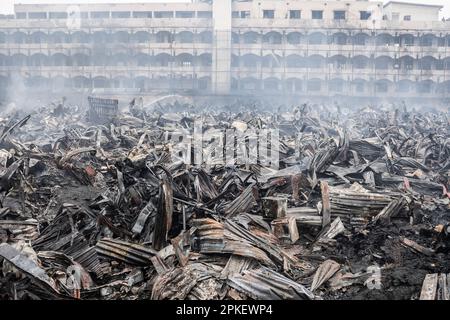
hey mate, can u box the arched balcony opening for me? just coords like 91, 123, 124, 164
416, 80, 434, 93
232, 32, 239, 44
93, 76, 111, 88
306, 55, 325, 69
197, 31, 212, 44
198, 76, 211, 90
72, 53, 91, 66
240, 77, 260, 91
329, 55, 347, 69
71, 31, 90, 43
50, 32, 70, 44
399, 55, 414, 70
26, 76, 49, 88
262, 54, 281, 68
175, 53, 193, 67
30, 31, 47, 44
134, 76, 150, 91
92, 53, 109, 66
308, 32, 326, 45
399, 34, 415, 46
73, 76, 92, 88
92, 31, 109, 43
12, 32, 28, 44
396, 80, 414, 93
263, 77, 281, 92
133, 31, 150, 43
419, 34, 435, 47
51, 53, 71, 66
0, 54, 10, 66
285, 54, 305, 68
352, 79, 367, 93
375, 56, 392, 70
112, 31, 130, 43
331, 32, 348, 45
198, 53, 212, 67
376, 33, 394, 46
175, 31, 194, 43
287, 32, 302, 45
285, 78, 302, 93
419, 56, 437, 71
154, 53, 173, 67
0, 32, 6, 43
444, 57, 450, 70
353, 33, 370, 46
242, 32, 259, 44
135, 53, 152, 67
110, 53, 129, 66
241, 54, 260, 68
329, 78, 345, 93
11, 54, 28, 66
263, 31, 282, 45
307, 78, 322, 92
375, 79, 391, 93
437, 81, 450, 94
231, 54, 239, 67
353, 55, 370, 69
156, 31, 172, 43
52, 76, 71, 91
113, 76, 133, 88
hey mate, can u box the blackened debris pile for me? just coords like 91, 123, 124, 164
0, 100, 449, 300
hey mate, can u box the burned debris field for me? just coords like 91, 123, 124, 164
0, 98, 449, 301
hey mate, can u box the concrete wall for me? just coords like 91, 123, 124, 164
383, 2, 442, 22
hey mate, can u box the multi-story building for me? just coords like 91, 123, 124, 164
0, 0, 449, 102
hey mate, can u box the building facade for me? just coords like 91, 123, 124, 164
0, 0, 449, 101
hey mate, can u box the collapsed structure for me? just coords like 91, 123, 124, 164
0, 98, 449, 300
0, 0, 449, 103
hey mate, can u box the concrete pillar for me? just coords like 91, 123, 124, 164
212, 0, 232, 94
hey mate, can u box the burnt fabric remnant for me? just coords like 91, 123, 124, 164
0, 99, 449, 300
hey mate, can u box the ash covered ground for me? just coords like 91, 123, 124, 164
0, 98, 449, 300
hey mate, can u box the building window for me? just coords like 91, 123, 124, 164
392, 13, 400, 21
49, 12, 68, 19
334, 11, 346, 20
263, 10, 274, 19
133, 11, 152, 18
176, 11, 195, 18
241, 11, 251, 19
289, 10, 301, 19
232, 11, 239, 18
312, 10, 323, 20
29, 12, 47, 19
16, 12, 27, 19
111, 11, 131, 19
403, 15, 411, 21
91, 11, 110, 19
154, 11, 173, 18
360, 11, 371, 20
0, 14, 14, 20
197, 11, 212, 18
80, 12, 89, 19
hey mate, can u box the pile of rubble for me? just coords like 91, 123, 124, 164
0, 99, 449, 300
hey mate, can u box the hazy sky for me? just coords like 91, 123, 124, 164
0, 0, 449, 18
